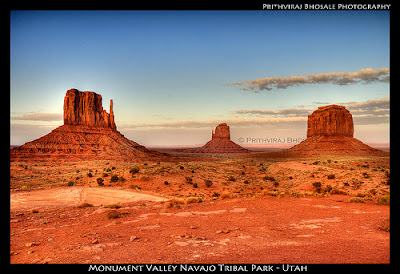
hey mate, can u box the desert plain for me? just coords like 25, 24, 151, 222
10, 150, 390, 264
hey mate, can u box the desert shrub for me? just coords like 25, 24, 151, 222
362, 172, 370, 178
164, 181, 169, 185
243, 180, 250, 184
272, 181, 279, 188
220, 191, 231, 199
129, 184, 141, 190
185, 176, 193, 184
312, 182, 322, 193
67, 181, 76, 186
129, 167, 140, 175
103, 203, 122, 209
349, 197, 365, 203
227, 176, 236, 182
204, 179, 213, 187
212, 192, 220, 197
119, 176, 126, 182
96, 178, 104, 186
179, 165, 184, 170
110, 175, 119, 182
263, 176, 275, 181
102, 173, 109, 177
105, 210, 121, 219
164, 198, 185, 209
330, 187, 347, 195
376, 194, 390, 205
312, 161, 320, 165
327, 174, 335, 179
378, 219, 390, 232
351, 179, 364, 190
77, 202, 93, 208
193, 183, 198, 188
324, 184, 333, 193
185, 197, 202, 204
266, 190, 279, 197
87, 172, 93, 177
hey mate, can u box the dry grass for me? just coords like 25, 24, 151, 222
164, 198, 185, 209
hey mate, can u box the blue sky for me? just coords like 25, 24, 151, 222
10, 10, 390, 146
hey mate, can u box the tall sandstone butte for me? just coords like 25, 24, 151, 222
289, 104, 384, 155
307, 105, 353, 138
212, 123, 230, 139
185, 123, 249, 153
11, 89, 163, 161
64, 89, 116, 130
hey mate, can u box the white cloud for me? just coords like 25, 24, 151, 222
225, 68, 390, 91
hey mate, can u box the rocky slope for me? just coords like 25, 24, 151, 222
11, 89, 164, 161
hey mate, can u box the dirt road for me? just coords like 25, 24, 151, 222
10, 187, 166, 211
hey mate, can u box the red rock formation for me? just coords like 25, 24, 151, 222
63, 89, 116, 130
11, 89, 164, 161
185, 123, 249, 153
212, 123, 230, 139
289, 105, 384, 156
307, 105, 353, 138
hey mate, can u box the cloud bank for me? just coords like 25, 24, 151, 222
225, 68, 390, 91
234, 98, 389, 125
11, 113, 63, 122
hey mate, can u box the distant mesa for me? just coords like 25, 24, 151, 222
185, 123, 249, 154
307, 105, 353, 138
289, 104, 385, 155
11, 89, 163, 161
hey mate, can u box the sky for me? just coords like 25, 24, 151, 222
10, 10, 390, 147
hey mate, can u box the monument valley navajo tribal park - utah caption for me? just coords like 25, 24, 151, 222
10, 10, 389, 266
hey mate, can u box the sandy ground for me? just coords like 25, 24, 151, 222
11, 187, 166, 211
10, 190, 389, 264
10, 154, 390, 264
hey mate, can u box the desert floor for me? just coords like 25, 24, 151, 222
10, 151, 390, 264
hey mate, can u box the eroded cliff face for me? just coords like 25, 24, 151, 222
307, 105, 353, 138
184, 123, 248, 153
10, 89, 166, 161
289, 105, 383, 156
63, 89, 116, 130
212, 123, 230, 139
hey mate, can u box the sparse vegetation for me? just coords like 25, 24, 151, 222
103, 203, 122, 209
376, 194, 390, 205
129, 166, 140, 175
97, 178, 104, 186
185, 176, 193, 184
204, 179, 213, 187
77, 202, 93, 208
105, 210, 121, 219
164, 198, 185, 209
185, 197, 202, 204
349, 197, 365, 203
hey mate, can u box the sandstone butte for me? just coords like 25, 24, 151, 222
289, 104, 385, 155
185, 123, 249, 153
10, 89, 164, 161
